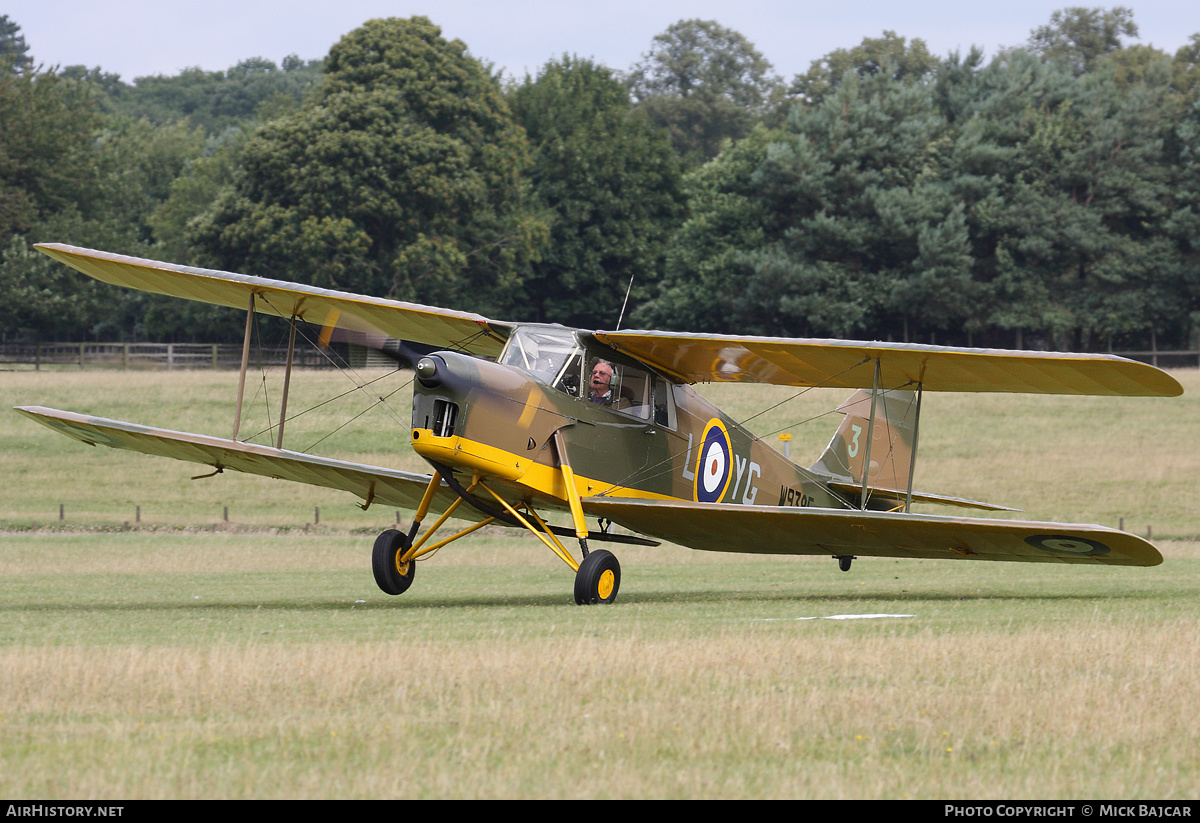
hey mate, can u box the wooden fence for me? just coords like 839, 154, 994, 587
0, 342, 398, 370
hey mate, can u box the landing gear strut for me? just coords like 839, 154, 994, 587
371, 471, 625, 605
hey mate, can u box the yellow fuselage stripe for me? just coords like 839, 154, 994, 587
410, 428, 678, 506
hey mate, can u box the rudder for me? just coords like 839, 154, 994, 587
809, 389, 919, 492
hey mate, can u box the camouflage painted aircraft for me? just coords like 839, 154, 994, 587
17, 245, 1184, 604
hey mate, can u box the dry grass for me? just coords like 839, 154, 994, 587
2, 622, 1197, 799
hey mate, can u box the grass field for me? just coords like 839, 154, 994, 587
2, 366, 1198, 799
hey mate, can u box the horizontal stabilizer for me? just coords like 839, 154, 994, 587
826, 482, 1020, 512
582, 498, 1161, 566
15, 405, 478, 520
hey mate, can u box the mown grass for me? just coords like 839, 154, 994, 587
1, 367, 1198, 798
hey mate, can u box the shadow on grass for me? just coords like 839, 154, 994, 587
0, 585, 1176, 614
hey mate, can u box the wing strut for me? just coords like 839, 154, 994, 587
232, 292, 255, 441
904, 382, 924, 513
276, 315, 298, 449
860, 358, 881, 510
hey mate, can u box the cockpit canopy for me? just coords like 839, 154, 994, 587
499, 327, 583, 395
498, 326, 676, 427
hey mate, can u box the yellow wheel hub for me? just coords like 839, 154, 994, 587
597, 569, 615, 600
395, 558, 410, 576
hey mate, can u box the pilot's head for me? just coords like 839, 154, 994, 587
590, 360, 614, 396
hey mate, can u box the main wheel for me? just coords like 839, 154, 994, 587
574, 549, 620, 605
372, 529, 416, 595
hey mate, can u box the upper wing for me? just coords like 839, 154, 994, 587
15, 406, 479, 520
595, 330, 1182, 396
581, 498, 1162, 566
37, 244, 1181, 397
35, 244, 513, 357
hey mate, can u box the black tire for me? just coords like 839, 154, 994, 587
372, 529, 416, 595
573, 549, 620, 605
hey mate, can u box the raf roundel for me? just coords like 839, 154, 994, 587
1024, 534, 1110, 557
694, 419, 733, 503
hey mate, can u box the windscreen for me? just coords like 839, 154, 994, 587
498, 327, 584, 396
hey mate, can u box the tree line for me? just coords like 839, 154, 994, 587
2, 8, 1198, 352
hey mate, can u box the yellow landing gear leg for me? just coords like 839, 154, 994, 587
553, 431, 621, 605
372, 474, 496, 597
475, 480, 619, 605
552, 431, 590, 552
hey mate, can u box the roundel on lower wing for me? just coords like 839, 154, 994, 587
694, 419, 733, 503
1023, 534, 1110, 557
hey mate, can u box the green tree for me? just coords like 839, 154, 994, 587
628, 19, 784, 164
148, 127, 249, 264
742, 71, 969, 340
1026, 6, 1139, 75
0, 210, 103, 340
641, 69, 973, 341
791, 30, 940, 105
0, 65, 100, 239
633, 126, 780, 333
1171, 33, 1200, 100
947, 49, 1184, 349
90, 117, 208, 248
107, 56, 324, 135
0, 14, 31, 73
507, 56, 684, 328
192, 17, 546, 317
1103, 43, 1171, 92
1156, 93, 1200, 346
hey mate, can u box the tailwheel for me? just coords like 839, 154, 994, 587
372, 529, 417, 595
574, 549, 620, 605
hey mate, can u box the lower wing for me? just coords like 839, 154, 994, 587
581, 498, 1161, 566
15, 406, 476, 519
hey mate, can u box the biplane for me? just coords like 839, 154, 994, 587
17, 244, 1183, 604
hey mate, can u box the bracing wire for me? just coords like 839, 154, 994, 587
240, 294, 501, 453
593, 356, 876, 497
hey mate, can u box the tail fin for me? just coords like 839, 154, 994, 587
809, 389, 919, 492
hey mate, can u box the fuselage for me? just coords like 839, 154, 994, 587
409, 325, 854, 519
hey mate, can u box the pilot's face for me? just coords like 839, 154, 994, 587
590, 363, 613, 393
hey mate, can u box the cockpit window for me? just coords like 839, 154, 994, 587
499, 328, 676, 427
499, 328, 583, 396
586, 358, 667, 423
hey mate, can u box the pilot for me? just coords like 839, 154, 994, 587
588, 360, 617, 405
